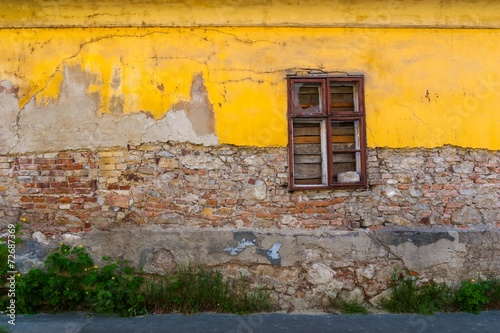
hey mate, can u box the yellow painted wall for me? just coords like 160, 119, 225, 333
0, 1, 499, 150
1, 0, 500, 29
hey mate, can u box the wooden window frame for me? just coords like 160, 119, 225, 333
287, 75, 367, 190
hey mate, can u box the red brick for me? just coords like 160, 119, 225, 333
65, 164, 84, 170
72, 197, 85, 204
36, 159, 56, 165
67, 176, 80, 182
39, 164, 55, 170
304, 208, 328, 214
49, 170, 66, 177
330, 198, 345, 204
20, 196, 32, 202
18, 158, 34, 164
225, 198, 238, 205
58, 197, 72, 203
148, 202, 170, 210
70, 182, 90, 188
56, 158, 74, 164
20, 164, 39, 170
307, 201, 329, 207
105, 194, 130, 208
32, 197, 45, 203
45, 197, 58, 203
51, 182, 69, 188
54, 188, 74, 194
256, 212, 280, 218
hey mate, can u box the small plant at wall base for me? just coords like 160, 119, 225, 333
330, 297, 369, 315
142, 265, 274, 315
455, 278, 490, 314
16, 245, 275, 316
382, 270, 500, 315
17, 244, 147, 316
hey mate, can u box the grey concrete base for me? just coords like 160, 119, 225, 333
16, 226, 500, 311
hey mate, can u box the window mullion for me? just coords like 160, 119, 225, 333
323, 118, 332, 186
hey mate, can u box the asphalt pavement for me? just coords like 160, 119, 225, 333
7, 311, 500, 333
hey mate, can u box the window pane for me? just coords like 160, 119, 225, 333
293, 120, 325, 185
330, 83, 356, 113
333, 152, 361, 183
293, 83, 322, 114
332, 121, 361, 183
331, 121, 359, 150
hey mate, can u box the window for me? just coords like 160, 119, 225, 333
287, 75, 367, 190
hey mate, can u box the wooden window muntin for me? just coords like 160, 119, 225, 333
288, 76, 366, 190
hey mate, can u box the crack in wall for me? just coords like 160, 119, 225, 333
369, 232, 404, 262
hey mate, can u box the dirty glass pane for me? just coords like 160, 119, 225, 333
293, 120, 325, 185
293, 83, 322, 114
330, 83, 356, 113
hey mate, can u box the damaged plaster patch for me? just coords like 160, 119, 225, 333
187, 73, 216, 136
256, 242, 282, 266
224, 231, 282, 266
224, 231, 258, 256
6, 66, 218, 154
375, 229, 466, 274
0, 80, 21, 153
375, 230, 456, 247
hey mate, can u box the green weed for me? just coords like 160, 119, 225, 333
381, 270, 455, 315
17, 244, 146, 316
143, 265, 274, 314
382, 270, 500, 315
17, 245, 273, 316
455, 279, 489, 314
330, 298, 369, 315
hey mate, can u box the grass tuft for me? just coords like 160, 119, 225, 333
330, 297, 369, 315
142, 265, 274, 314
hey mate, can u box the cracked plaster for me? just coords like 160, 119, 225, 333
1, 66, 218, 154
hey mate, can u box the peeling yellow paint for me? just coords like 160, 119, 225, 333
0, 26, 499, 149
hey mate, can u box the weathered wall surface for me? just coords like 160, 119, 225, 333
2, 0, 500, 29
3, 142, 499, 310
1, 0, 499, 311
1, 26, 499, 150
16, 227, 500, 310
2, 143, 498, 230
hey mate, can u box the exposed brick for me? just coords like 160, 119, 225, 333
1, 143, 498, 234
105, 194, 130, 208
58, 197, 72, 203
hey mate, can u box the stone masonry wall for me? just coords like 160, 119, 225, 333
1, 142, 498, 232
2, 142, 499, 310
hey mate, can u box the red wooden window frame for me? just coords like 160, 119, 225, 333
287, 75, 367, 190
